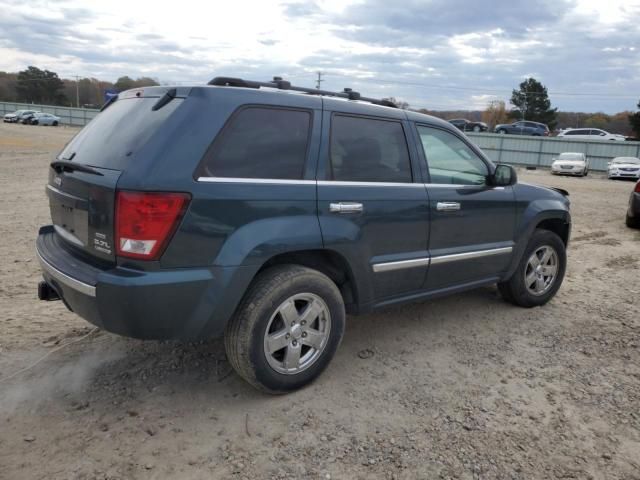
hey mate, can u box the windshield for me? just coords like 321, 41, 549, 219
612, 157, 640, 165
558, 153, 583, 160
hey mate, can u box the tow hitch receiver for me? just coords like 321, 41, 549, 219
38, 281, 60, 301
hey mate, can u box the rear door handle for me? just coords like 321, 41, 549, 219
329, 202, 363, 214
436, 202, 461, 212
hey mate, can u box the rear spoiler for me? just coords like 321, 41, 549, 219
100, 86, 192, 112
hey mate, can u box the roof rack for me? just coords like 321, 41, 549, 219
207, 76, 397, 108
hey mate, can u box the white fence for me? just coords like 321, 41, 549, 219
0, 101, 98, 126
468, 132, 640, 172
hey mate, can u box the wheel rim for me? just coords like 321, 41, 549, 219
263, 293, 331, 375
524, 245, 559, 296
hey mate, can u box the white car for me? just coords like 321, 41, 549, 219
551, 152, 589, 176
556, 128, 626, 141
30, 112, 60, 126
607, 157, 640, 180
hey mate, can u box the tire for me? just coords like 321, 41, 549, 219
498, 129, 507, 134
52, 121, 58, 126
473, 125, 481, 132
583, 169, 588, 177
224, 265, 345, 394
498, 229, 566, 308
626, 213, 640, 228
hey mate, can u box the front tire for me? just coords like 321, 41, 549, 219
498, 129, 507, 134
224, 265, 345, 394
473, 125, 481, 132
498, 229, 566, 307
626, 213, 640, 228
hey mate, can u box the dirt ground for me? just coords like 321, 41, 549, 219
0, 122, 638, 480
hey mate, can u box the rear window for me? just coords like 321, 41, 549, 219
59, 97, 183, 170
197, 107, 311, 180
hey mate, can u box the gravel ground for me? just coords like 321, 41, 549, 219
0, 122, 639, 480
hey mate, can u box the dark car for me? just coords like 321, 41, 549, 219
36, 76, 571, 393
626, 179, 640, 228
495, 121, 550, 136
448, 118, 488, 133
20, 111, 39, 124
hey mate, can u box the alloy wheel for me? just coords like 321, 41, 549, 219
263, 293, 331, 375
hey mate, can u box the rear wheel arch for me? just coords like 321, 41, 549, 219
257, 249, 359, 311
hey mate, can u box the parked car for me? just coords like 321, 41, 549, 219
607, 157, 640, 180
20, 111, 39, 124
30, 112, 60, 126
626, 179, 640, 228
35, 77, 571, 393
448, 118, 488, 133
3, 109, 36, 123
551, 152, 589, 177
556, 128, 626, 141
495, 121, 550, 136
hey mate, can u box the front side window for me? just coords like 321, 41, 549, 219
418, 126, 489, 185
198, 107, 311, 179
329, 115, 412, 183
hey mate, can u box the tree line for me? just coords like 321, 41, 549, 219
1, 67, 638, 137
0, 66, 159, 108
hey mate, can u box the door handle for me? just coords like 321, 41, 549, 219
329, 202, 363, 214
436, 201, 461, 212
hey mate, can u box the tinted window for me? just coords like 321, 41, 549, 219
200, 107, 311, 179
329, 115, 412, 183
418, 126, 488, 185
59, 97, 183, 169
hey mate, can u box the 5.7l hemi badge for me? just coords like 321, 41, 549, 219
93, 232, 112, 254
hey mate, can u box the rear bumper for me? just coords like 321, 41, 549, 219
36, 225, 254, 340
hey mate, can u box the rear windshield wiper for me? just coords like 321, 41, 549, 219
51, 160, 104, 176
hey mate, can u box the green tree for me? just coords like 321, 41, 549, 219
114, 75, 159, 91
629, 100, 640, 138
15, 66, 67, 105
510, 77, 557, 129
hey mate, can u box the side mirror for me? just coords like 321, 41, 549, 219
492, 164, 517, 186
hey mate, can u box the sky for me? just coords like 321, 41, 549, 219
0, 0, 639, 113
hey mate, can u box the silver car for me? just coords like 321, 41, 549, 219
30, 112, 60, 126
3, 109, 37, 123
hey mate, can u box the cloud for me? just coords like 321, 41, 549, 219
0, 0, 638, 112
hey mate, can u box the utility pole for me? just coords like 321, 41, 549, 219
316, 71, 323, 90
74, 75, 80, 108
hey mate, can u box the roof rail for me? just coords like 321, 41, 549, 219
207, 76, 397, 108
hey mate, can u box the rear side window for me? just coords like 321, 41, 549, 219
329, 115, 412, 183
198, 107, 311, 180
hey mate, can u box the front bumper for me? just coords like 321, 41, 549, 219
609, 170, 640, 179
551, 166, 584, 175
36, 225, 255, 340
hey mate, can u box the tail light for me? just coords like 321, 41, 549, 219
635, 181, 640, 193
115, 191, 190, 260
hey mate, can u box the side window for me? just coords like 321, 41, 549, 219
417, 126, 489, 185
198, 107, 311, 179
329, 115, 412, 183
